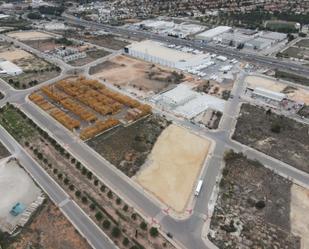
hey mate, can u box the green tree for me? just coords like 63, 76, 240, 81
149, 227, 159, 237
102, 219, 111, 229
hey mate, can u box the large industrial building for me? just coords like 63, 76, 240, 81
0, 61, 23, 76
252, 87, 287, 103
124, 40, 208, 69
195, 26, 232, 41
154, 84, 226, 119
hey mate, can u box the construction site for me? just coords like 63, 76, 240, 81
29, 77, 151, 140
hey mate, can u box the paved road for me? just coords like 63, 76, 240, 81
62, 13, 309, 77
0, 28, 309, 249
0, 126, 117, 249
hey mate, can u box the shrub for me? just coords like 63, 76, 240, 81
116, 198, 122, 205
131, 213, 137, 220
255, 200, 266, 209
122, 237, 129, 246
123, 204, 129, 212
107, 190, 113, 199
87, 171, 93, 180
102, 219, 111, 229
71, 158, 76, 164
75, 190, 81, 197
64, 178, 70, 185
89, 203, 96, 210
140, 221, 147, 230
100, 185, 106, 192
95, 211, 103, 221
69, 184, 75, 191
53, 168, 58, 174
81, 196, 88, 204
111, 227, 121, 238
94, 179, 99, 186
150, 227, 159, 237
271, 123, 281, 133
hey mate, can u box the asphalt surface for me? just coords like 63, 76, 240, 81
0, 126, 116, 249
0, 24, 308, 249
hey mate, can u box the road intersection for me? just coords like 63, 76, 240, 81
0, 27, 308, 249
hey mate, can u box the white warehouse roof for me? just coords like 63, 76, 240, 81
253, 87, 286, 102
161, 84, 196, 106
127, 40, 196, 63
196, 26, 232, 40
175, 94, 226, 119
0, 61, 23, 76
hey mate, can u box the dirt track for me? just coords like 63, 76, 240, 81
136, 125, 210, 212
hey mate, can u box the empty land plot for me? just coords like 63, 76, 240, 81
290, 185, 309, 249
280, 46, 309, 61
1, 199, 92, 249
275, 70, 309, 87
295, 39, 309, 48
90, 55, 187, 97
67, 49, 110, 66
87, 115, 170, 177
245, 75, 309, 104
0, 48, 32, 61
233, 104, 309, 173
7, 31, 53, 41
136, 125, 210, 212
208, 151, 300, 249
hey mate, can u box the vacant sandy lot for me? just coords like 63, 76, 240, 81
0, 159, 41, 233
91, 55, 190, 97
8, 31, 53, 41
245, 75, 309, 104
290, 184, 309, 249
136, 125, 211, 212
0, 48, 32, 61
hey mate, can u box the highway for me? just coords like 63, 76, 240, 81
0, 25, 308, 249
62, 13, 309, 77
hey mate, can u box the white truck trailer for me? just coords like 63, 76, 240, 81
195, 180, 203, 196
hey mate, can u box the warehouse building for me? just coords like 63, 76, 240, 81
195, 26, 232, 41
154, 84, 226, 119
245, 37, 273, 50
252, 87, 286, 102
124, 40, 207, 69
0, 61, 23, 76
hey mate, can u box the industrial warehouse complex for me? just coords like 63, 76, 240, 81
0, 1, 308, 249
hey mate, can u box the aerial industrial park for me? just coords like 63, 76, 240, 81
0, 1, 308, 249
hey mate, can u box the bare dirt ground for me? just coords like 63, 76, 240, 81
208, 151, 300, 249
233, 104, 309, 173
90, 55, 188, 97
245, 76, 309, 104
7, 31, 53, 41
23, 39, 61, 52
136, 125, 210, 212
87, 115, 170, 177
290, 184, 309, 249
0, 49, 32, 61
1, 199, 91, 249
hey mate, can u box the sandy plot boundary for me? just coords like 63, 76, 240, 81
136, 124, 211, 213
7, 31, 53, 41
